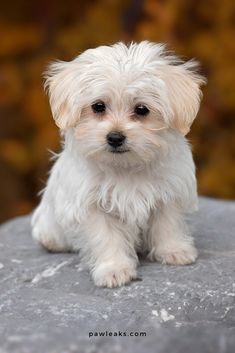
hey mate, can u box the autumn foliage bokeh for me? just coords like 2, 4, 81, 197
0, 0, 235, 222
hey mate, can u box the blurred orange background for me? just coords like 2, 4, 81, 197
0, 0, 235, 223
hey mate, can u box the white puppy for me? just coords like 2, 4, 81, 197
32, 41, 206, 288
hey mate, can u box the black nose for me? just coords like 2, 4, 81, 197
106, 131, 126, 148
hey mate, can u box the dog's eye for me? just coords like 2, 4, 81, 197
91, 101, 106, 114
134, 104, 149, 116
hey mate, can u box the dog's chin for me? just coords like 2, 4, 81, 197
103, 147, 152, 169
82, 143, 156, 169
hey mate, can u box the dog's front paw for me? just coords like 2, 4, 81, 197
149, 240, 198, 265
92, 263, 137, 288
32, 225, 68, 253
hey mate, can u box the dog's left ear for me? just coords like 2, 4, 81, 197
160, 61, 206, 135
44, 61, 82, 130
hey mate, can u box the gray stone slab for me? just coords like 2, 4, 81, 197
0, 197, 235, 352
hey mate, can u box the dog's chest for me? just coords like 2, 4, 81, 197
97, 173, 157, 226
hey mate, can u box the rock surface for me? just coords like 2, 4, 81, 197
0, 197, 235, 353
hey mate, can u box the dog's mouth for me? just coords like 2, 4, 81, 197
110, 149, 130, 154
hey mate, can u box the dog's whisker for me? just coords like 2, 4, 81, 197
84, 147, 105, 158
143, 126, 168, 132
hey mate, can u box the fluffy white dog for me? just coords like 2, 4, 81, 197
32, 41, 206, 288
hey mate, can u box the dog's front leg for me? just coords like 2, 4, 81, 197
82, 210, 138, 288
147, 204, 198, 265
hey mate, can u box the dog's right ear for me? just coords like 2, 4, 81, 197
44, 61, 81, 130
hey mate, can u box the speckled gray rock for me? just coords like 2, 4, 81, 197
0, 197, 235, 353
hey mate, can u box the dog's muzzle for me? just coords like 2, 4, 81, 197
106, 131, 129, 154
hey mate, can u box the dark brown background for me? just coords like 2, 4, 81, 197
0, 0, 235, 223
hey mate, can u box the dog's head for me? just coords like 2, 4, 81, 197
45, 41, 206, 167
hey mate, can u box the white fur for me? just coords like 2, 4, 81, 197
32, 41, 206, 288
